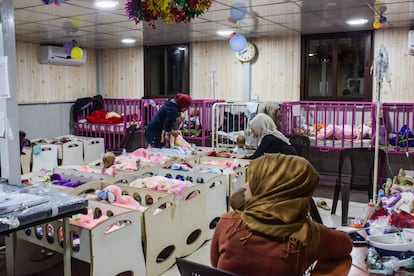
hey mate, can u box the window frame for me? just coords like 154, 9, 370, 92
144, 44, 190, 98
300, 31, 373, 101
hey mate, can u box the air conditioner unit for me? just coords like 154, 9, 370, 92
38, 45, 87, 66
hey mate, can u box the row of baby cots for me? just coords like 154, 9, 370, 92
213, 101, 414, 154
75, 98, 223, 150
21, 136, 105, 174
15, 154, 249, 276
71, 98, 414, 154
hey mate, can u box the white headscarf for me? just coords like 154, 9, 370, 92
249, 113, 291, 145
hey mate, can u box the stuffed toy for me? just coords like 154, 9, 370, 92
393, 192, 414, 213
96, 185, 143, 211
50, 173, 85, 187
388, 125, 414, 148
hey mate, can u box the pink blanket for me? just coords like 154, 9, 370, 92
317, 124, 372, 140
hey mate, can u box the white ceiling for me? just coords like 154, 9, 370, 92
12, 0, 414, 49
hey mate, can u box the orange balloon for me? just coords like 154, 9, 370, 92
71, 46, 83, 59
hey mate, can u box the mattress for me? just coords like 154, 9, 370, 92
309, 136, 372, 149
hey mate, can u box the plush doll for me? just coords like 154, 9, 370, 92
97, 185, 143, 211
388, 125, 414, 147
393, 192, 414, 213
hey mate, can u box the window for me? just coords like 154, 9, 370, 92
301, 31, 373, 101
144, 44, 189, 98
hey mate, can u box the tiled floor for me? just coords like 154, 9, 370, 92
161, 195, 368, 276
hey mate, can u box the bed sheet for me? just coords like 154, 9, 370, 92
77, 120, 139, 133
308, 136, 372, 149
215, 130, 258, 148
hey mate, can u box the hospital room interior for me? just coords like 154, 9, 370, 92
1, 0, 414, 275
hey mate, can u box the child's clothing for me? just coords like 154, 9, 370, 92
233, 146, 247, 154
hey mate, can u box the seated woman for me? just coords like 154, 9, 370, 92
243, 113, 297, 159
211, 154, 353, 275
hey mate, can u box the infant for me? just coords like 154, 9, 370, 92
101, 151, 117, 175
229, 187, 245, 211
232, 135, 247, 154
162, 112, 194, 150
162, 112, 186, 148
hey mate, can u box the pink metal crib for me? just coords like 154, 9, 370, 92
75, 98, 141, 150
281, 101, 376, 151
140, 98, 223, 147
140, 98, 168, 129
382, 102, 414, 154
180, 99, 224, 147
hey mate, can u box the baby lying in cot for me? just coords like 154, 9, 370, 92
316, 121, 372, 140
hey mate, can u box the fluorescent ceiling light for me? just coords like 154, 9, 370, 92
216, 30, 235, 37
94, 0, 119, 9
346, 18, 368, 25
121, 38, 136, 44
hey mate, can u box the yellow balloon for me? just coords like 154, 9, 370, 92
71, 46, 83, 59
373, 19, 381, 29
70, 16, 81, 28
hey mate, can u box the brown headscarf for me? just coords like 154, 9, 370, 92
241, 154, 320, 252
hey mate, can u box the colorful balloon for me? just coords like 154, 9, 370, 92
373, 18, 381, 29
229, 33, 247, 52
70, 16, 81, 28
71, 46, 83, 59
230, 2, 247, 21
63, 41, 73, 55
62, 21, 74, 33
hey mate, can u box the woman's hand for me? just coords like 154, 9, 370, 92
170, 130, 180, 137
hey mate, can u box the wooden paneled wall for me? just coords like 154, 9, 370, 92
190, 35, 302, 101
374, 28, 414, 102
251, 36, 301, 101
14, 28, 414, 103
102, 47, 144, 98
16, 42, 97, 103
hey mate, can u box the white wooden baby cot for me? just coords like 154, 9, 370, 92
47, 175, 184, 276
134, 168, 228, 242
166, 157, 248, 211
16, 200, 146, 276
113, 171, 208, 257
196, 155, 249, 197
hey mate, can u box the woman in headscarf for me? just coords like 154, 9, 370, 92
244, 113, 297, 159
211, 154, 353, 275
144, 93, 192, 148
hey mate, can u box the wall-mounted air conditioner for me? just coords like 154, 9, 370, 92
38, 45, 87, 66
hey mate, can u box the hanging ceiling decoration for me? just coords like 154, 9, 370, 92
125, 0, 212, 28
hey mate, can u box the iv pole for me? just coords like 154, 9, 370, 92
372, 44, 390, 202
